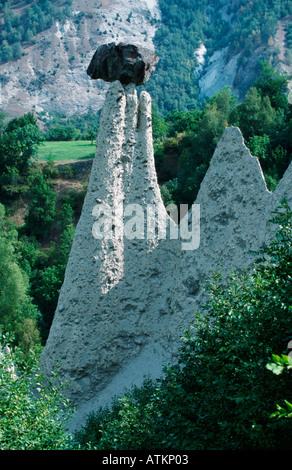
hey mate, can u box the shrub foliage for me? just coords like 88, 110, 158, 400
0, 343, 74, 450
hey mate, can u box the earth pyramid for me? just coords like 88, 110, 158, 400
40, 44, 292, 430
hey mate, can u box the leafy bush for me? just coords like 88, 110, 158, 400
267, 354, 292, 420
33, 223, 75, 340
24, 171, 57, 239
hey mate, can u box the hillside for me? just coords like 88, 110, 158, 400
0, 0, 291, 120
0, 1, 292, 452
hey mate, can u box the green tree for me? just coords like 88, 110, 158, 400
33, 221, 75, 341
12, 41, 22, 60
175, 87, 235, 205
4, 112, 38, 133
45, 126, 80, 141
165, 109, 201, 136
248, 134, 271, 161
0, 111, 7, 138
0, 40, 13, 62
24, 172, 56, 239
152, 105, 168, 141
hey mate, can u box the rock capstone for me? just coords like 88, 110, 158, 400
87, 42, 159, 85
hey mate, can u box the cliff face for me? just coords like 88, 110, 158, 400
40, 78, 292, 431
196, 14, 292, 101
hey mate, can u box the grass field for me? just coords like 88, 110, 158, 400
37, 140, 96, 162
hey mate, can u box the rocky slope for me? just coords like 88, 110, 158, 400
0, 0, 291, 120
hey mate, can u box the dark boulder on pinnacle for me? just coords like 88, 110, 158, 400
87, 42, 159, 86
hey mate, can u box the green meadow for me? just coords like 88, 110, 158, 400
37, 140, 96, 162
